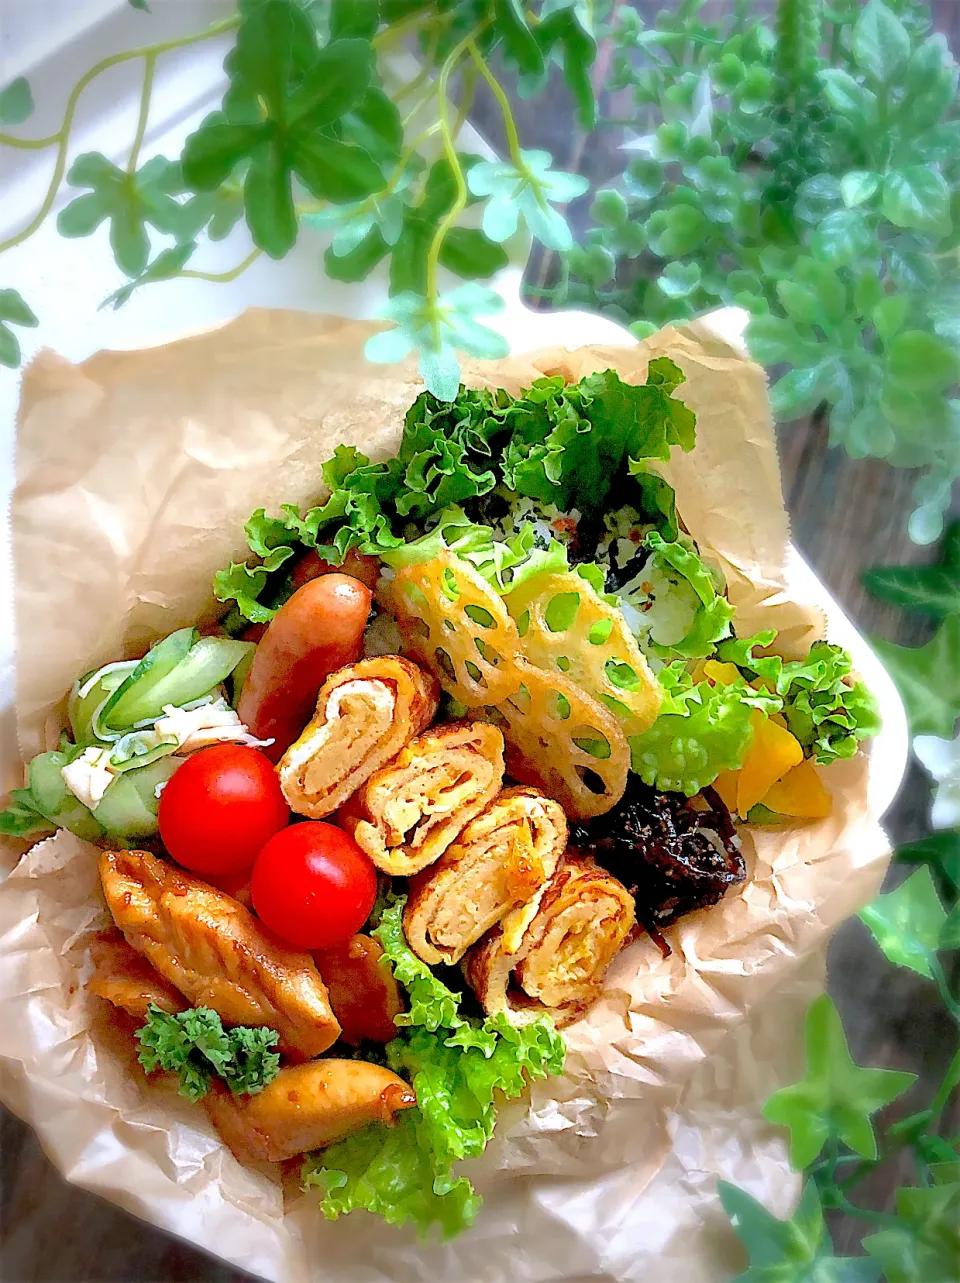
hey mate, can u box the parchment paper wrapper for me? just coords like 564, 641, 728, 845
0, 311, 891, 1283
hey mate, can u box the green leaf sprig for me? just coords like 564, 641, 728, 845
136, 1003, 281, 1101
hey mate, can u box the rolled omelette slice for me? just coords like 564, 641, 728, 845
403, 786, 567, 966
204, 1059, 416, 1165
339, 721, 505, 876
463, 855, 636, 1026
99, 849, 341, 1060
278, 656, 439, 818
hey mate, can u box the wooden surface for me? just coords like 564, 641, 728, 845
3, 4, 959, 1279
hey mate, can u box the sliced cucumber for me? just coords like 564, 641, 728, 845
109, 731, 178, 773
93, 756, 180, 840
100, 628, 197, 731
28, 751, 104, 843
228, 645, 256, 709
123, 636, 255, 724
68, 661, 138, 744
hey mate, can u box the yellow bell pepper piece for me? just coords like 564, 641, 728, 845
735, 712, 804, 817
703, 660, 741, 687
712, 769, 739, 813
762, 758, 832, 819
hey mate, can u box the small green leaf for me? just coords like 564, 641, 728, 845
590, 188, 628, 227
882, 167, 951, 233
770, 365, 833, 422
860, 867, 948, 979
438, 227, 509, 280
658, 261, 701, 299
841, 171, 879, 208
854, 273, 885, 317
853, 0, 911, 84
628, 320, 658, 340
896, 831, 960, 901
872, 616, 960, 737
566, 243, 616, 287
646, 205, 707, 258
746, 314, 812, 366
128, 0, 150, 10
887, 331, 960, 391
0, 76, 34, 125
763, 994, 916, 1169
873, 295, 908, 343
244, 147, 297, 258
329, 0, 378, 38
864, 1185, 960, 1283
719, 1179, 881, 1282
0, 288, 39, 368
818, 69, 877, 123
58, 153, 185, 277
863, 525, 960, 618
776, 281, 820, 327
625, 157, 663, 201
811, 210, 873, 267
941, 902, 960, 950
495, 0, 544, 78
100, 242, 195, 310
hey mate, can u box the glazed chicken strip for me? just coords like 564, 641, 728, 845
99, 849, 340, 1059
313, 933, 405, 1045
404, 786, 567, 966
278, 656, 438, 819
87, 932, 187, 1020
339, 721, 504, 876
464, 855, 635, 1026
204, 1059, 416, 1165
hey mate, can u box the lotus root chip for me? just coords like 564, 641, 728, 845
505, 572, 662, 737
391, 552, 522, 705
479, 659, 629, 819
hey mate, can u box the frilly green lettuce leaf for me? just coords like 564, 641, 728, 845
500, 360, 694, 518
628, 663, 781, 795
303, 898, 565, 1238
718, 634, 881, 765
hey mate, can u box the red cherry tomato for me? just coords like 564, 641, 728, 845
251, 822, 378, 950
158, 744, 289, 876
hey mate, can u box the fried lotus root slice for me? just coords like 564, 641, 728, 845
278, 656, 439, 818
463, 856, 636, 1025
505, 571, 662, 737
204, 1059, 416, 1165
404, 786, 568, 966
87, 931, 187, 1019
313, 933, 405, 1045
478, 659, 629, 820
390, 551, 522, 706
339, 721, 505, 876
99, 849, 340, 1060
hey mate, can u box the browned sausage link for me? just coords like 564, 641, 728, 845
237, 574, 372, 761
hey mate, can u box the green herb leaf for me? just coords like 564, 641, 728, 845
863, 525, 960, 618
852, 1, 911, 85
720, 1179, 881, 1283
871, 616, 960, 737
467, 149, 589, 252
136, 1004, 280, 1101
329, 0, 378, 39
0, 288, 39, 369
365, 283, 509, 401
57, 154, 185, 277
100, 242, 195, 310
182, 6, 383, 258
896, 831, 960, 902
864, 1184, 960, 1283
882, 167, 951, 233
859, 866, 948, 979
0, 76, 34, 125
763, 994, 915, 1169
